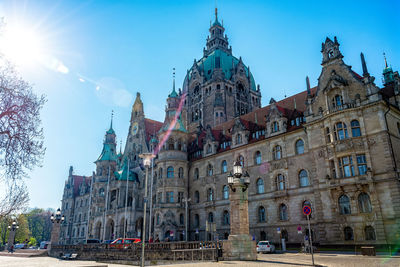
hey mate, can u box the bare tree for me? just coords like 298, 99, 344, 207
0, 181, 29, 219
0, 56, 46, 181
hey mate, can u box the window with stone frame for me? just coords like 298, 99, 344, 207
334, 122, 349, 140
365, 226, 376, 240
326, 127, 331, 143
338, 195, 351, 215
166, 191, 174, 203
344, 227, 354, 240
178, 192, 184, 203
254, 151, 262, 165
223, 185, 229, 200
208, 212, 214, 223
194, 168, 199, 180
206, 144, 212, 154
273, 145, 282, 160
194, 214, 199, 227
351, 120, 361, 137
339, 156, 354, 177
159, 168, 163, 179
222, 210, 230, 225
178, 167, 184, 178
271, 121, 279, 133
299, 169, 310, 187
236, 134, 242, 144
167, 166, 174, 178
358, 192, 372, 213
207, 188, 214, 201
221, 160, 227, 173
356, 154, 367, 175
276, 174, 285, 191
207, 164, 213, 176
156, 213, 160, 225
279, 204, 288, 221
237, 155, 244, 166
157, 192, 162, 203
256, 178, 264, 194
179, 214, 184, 225
194, 191, 200, 203
295, 139, 305, 155
99, 188, 105, 197
332, 94, 343, 108
258, 206, 266, 222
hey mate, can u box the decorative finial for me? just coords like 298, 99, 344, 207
120, 140, 122, 154
384, 52, 388, 68
306, 76, 311, 95
110, 110, 114, 129
360, 52, 369, 77
215, 7, 218, 21
173, 67, 176, 91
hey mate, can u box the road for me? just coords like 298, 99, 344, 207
0, 251, 399, 266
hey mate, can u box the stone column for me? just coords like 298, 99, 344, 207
49, 221, 61, 250
223, 178, 257, 260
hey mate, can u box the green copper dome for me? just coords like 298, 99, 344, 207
188, 49, 256, 91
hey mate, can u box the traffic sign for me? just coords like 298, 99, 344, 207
297, 226, 302, 231
277, 227, 281, 234
303, 205, 312, 216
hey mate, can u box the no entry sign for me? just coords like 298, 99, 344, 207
303, 205, 312, 216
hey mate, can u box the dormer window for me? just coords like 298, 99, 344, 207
272, 121, 279, 133
332, 95, 343, 108
328, 49, 334, 58
236, 134, 242, 144
206, 144, 212, 154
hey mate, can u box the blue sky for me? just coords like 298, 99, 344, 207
0, 0, 398, 209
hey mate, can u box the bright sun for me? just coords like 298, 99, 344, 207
0, 23, 44, 67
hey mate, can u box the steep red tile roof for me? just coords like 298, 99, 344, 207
72, 175, 91, 197
144, 118, 163, 142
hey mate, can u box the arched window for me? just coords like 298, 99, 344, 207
365, 226, 376, 240
344, 227, 354, 240
295, 139, 305, 155
223, 185, 229, 200
207, 164, 213, 176
334, 122, 348, 140
339, 195, 351, 215
351, 120, 361, 137
236, 134, 242, 144
254, 151, 262, 165
208, 212, 214, 223
179, 214, 184, 225
194, 214, 199, 227
99, 188, 105, 197
194, 191, 200, 203
333, 94, 343, 107
279, 204, 288, 221
159, 168, 163, 179
194, 168, 199, 180
276, 174, 285, 191
168, 139, 174, 150
206, 144, 212, 154
358, 193, 372, 213
178, 167, 184, 178
299, 169, 310, 187
273, 145, 282, 160
258, 206, 266, 222
207, 188, 214, 201
222, 210, 230, 225
167, 166, 174, 178
256, 178, 264, 194
221, 160, 227, 173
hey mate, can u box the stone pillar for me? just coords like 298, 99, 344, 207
49, 221, 61, 250
223, 178, 257, 260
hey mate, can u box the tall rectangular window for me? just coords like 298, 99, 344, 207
166, 192, 174, 203
357, 154, 367, 175
157, 192, 162, 203
339, 156, 354, 178
178, 192, 184, 203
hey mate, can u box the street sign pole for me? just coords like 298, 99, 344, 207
307, 214, 314, 266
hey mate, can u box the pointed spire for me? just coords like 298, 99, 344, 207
110, 110, 114, 129
384, 52, 388, 68
169, 68, 178, 98
306, 76, 311, 95
360, 52, 369, 77
120, 140, 122, 154
215, 7, 218, 22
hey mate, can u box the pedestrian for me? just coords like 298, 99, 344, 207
11, 244, 14, 254
155, 236, 160, 243
149, 237, 153, 243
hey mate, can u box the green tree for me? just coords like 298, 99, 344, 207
14, 214, 30, 243
0, 216, 11, 245
28, 237, 36, 246
26, 208, 53, 243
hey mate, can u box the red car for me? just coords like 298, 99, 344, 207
110, 238, 141, 249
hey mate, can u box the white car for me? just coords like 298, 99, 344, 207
257, 241, 275, 253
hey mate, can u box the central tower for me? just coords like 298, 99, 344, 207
182, 9, 262, 133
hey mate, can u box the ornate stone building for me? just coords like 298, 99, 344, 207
59, 10, 400, 247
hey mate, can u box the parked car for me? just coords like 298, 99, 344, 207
110, 238, 141, 249
256, 241, 275, 253
14, 243, 25, 249
40, 241, 50, 249
86, 239, 101, 244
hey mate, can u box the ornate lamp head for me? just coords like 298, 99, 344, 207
233, 161, 243, 178
139, 153, 156, 168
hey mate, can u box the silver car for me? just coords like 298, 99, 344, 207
257, 241, 275, 253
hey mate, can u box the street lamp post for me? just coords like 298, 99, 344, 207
139, 153, 155, 267
50, 208, 65, 249
225, 160, 256, 261
7, 220, 19, 252
182, 197, 191, 242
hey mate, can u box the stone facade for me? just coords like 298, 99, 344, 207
59, 11, 400, 248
